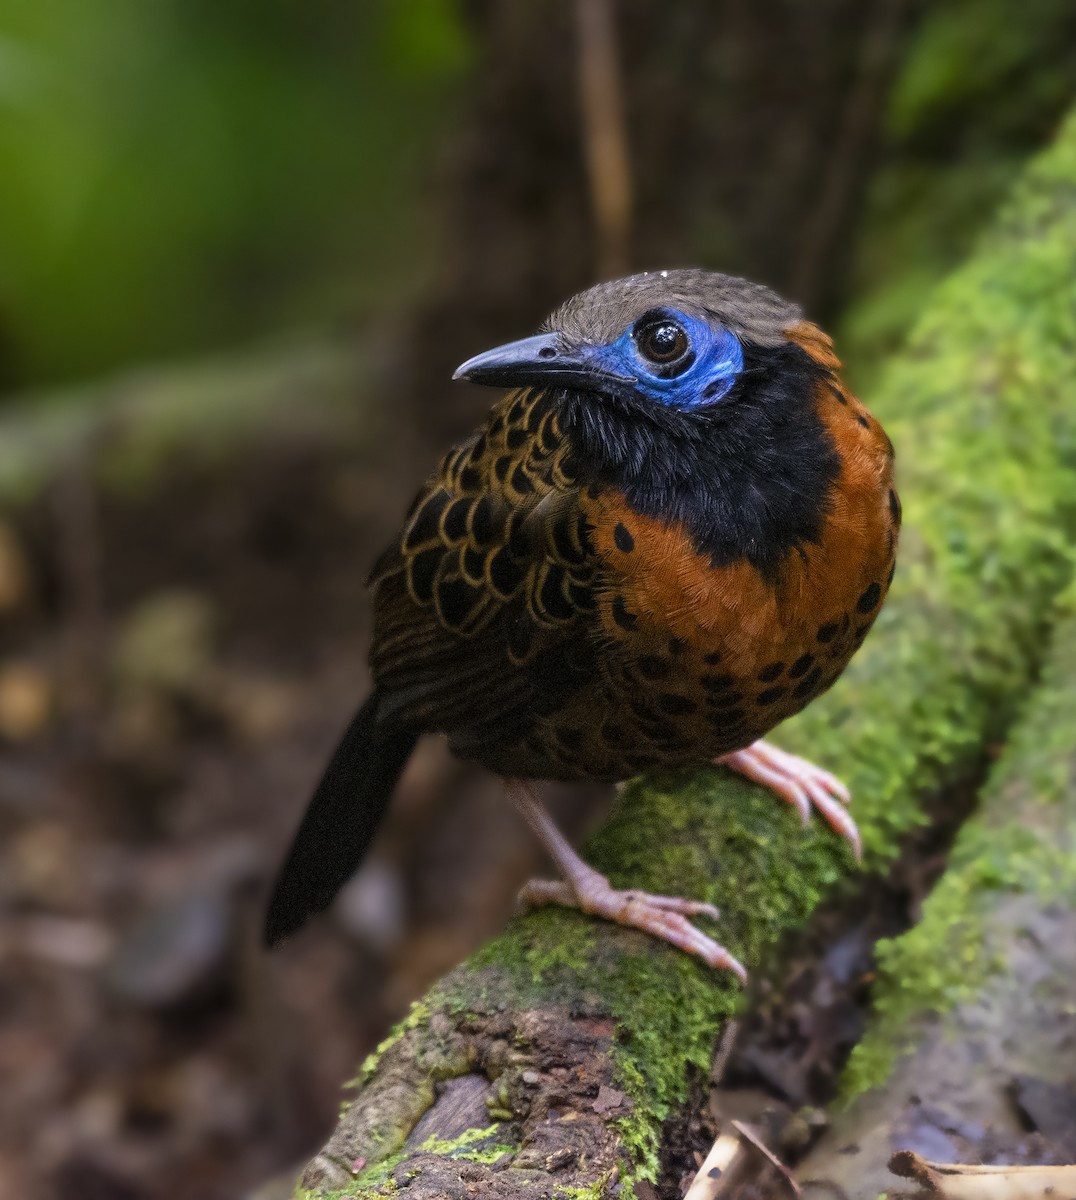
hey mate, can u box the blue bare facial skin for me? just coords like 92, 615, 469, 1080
452, 307, 744, 411
594, 308, 745, 410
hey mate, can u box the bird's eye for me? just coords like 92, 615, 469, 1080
633, 315, 691, 373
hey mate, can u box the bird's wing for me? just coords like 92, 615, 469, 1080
368, 388, 601, 745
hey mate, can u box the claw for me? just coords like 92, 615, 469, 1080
717, 739, 861, 860
520, 874, 746, 982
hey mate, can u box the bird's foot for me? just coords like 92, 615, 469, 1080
519, 871, 747, 983
717, 739, 861, 860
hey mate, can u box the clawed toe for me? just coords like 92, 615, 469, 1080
520, 873, 745, 982
718, 739, 861, 859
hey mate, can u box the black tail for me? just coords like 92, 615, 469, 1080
265, 691, 417, 946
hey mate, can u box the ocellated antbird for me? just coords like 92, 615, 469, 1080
266, 270, 899, 980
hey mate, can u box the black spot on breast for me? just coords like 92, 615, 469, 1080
889, 488, 902, 525
611, 595, 637, 630
758, 661, 785, 683
614, 522, 635, 553
792, 666, 823, 699
703, 651, 723, 665
701, 673, 735, 693
709, 706, 745, 726
668, 637, 686, 656
757, 686, 785, 705
406, 546, 441, 603
505, 427, 529, 450
637, 655, 670, 680
854, 621, 873, 646
493, 456, 512, 483
585, 481, 602, 501
827, 379, 849, 405
510, 462, 534, 495
658, 693, 696, 715
403, 490, 451, 551
788, 652, 814, 678
856, 582, 882, 614
817, 621, 839, 644
856, 414, 870, 429
887, 561, 896, 587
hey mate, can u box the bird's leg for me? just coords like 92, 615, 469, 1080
510, 781, 747, 982
716, 739, 861, 860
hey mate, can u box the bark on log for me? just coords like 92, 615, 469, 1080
295, 109, 1076, 1199
796, 581, 1076, 1198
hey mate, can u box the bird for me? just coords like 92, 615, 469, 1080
265, 269, 899, 981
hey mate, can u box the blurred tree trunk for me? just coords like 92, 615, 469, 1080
295, 102, 1076, 1200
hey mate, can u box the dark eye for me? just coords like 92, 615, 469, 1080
634, 315, 691, 373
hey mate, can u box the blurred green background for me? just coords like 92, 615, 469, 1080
0, 0, 1072, 402
0, 0, 468, 392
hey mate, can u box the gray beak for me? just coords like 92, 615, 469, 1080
452, 332, 634, 393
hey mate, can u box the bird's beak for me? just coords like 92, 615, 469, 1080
452, 332, 634, 394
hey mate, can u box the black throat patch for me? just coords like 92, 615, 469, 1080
559, 342, 841, 580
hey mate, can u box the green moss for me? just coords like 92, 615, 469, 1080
413, 1123, 514, 1163
554, 1178, 614, 1200
297, 1126, 513, 1199
840, 0, 1076, 385
843, 581, 1076, 1099
347, 1000, 432, 1094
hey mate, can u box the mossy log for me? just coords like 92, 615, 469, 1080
797, 580, 1076, 1197
295, 109, 1076, 1200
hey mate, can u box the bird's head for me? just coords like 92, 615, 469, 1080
453, 269, 845, 576
453, 268, 808, 418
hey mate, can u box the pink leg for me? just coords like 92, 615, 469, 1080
510, 781, 747, 983
717, 739, 861, 860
